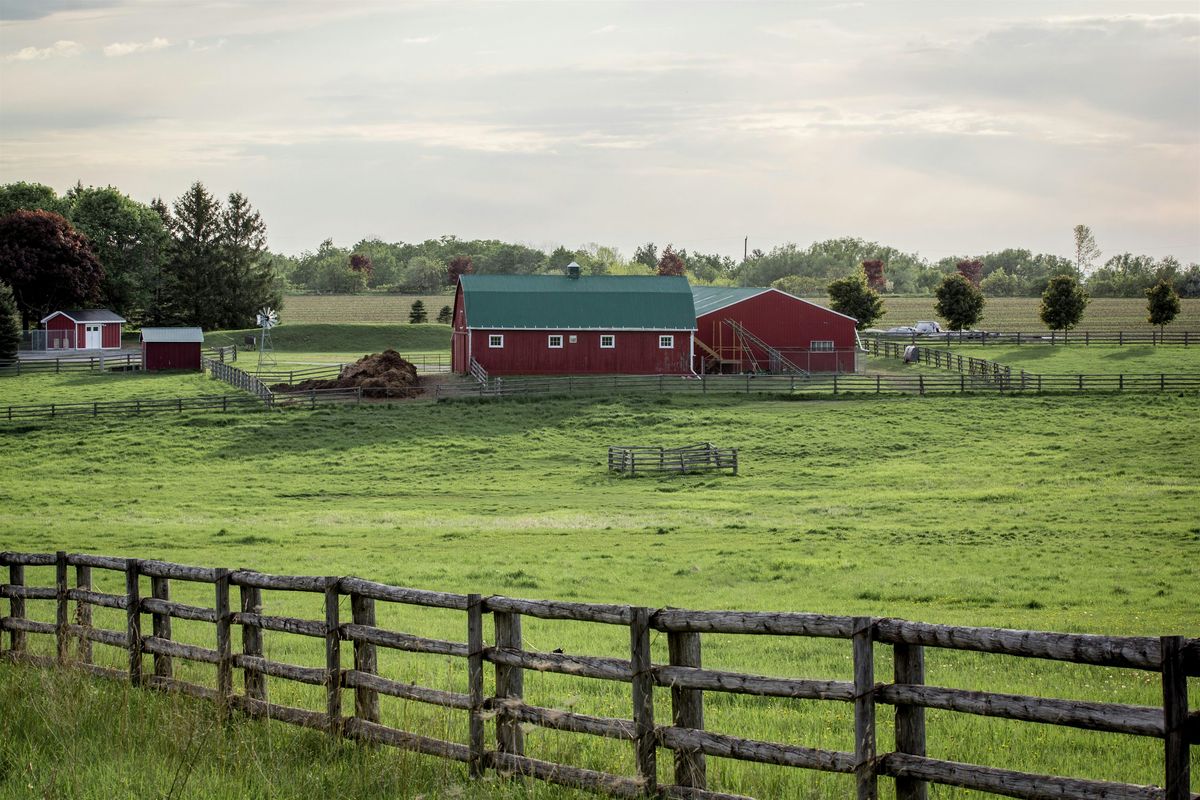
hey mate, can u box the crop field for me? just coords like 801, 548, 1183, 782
2, 391, 1198, 798
877, 296, 1200, 331
282, 294, 456, 324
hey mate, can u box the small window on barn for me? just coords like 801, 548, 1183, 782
658, 335, 674, 349
569, 335, 578, 344
489, 335, 504, 348
548, 335, 564, 349
600, 335, 615, 349
811, 340, 834, 351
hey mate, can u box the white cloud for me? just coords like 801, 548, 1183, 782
590, 24, 617, 35
402, 35, 437, 45
5, 40, 82, 62
103, 37, 169, 57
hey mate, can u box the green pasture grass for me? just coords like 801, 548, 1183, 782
205, 323, 451, 355
1, 393, 1197, 796
0, 370, 238, 408
282, 294, 456, 324
877, 297, 1200, 331
935, 344, 1200, 374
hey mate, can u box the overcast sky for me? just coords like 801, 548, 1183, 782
1, 0, 1197, 262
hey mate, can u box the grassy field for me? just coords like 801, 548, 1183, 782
282, 294, 456, 324
931, 344, 1200, 374
281, 294, 1200, 332
0, 370, 240, 408
1, 392, 1197, 797
877, 296, 1200, 331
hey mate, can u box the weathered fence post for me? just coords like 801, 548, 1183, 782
3, 558, 22, 653
75, 562, 92, 664
55, 551, 68, 664
630, 606, 656, 795
668, 627, 706, 790
325, 577, 342, 735
1161, 636, 1190, 800
240, 583, 266, 701
494, 609, 525, 760
350, 591, 378, 723
467, 593, 486, 778
893, 642, 927, 800
125, 559, 142, 686
151, 574, 172, 679
853, 616, 877, 800
215, 568, 232, 711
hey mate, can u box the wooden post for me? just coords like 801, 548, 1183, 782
325, 577, 342, 735
125, 559, 142, 686
630, 606, 656, 795
467, 593, 485, 778
75, 564, 92, 664
893, 643, 927, 800
240, 584, 266, 701
853, 616, 877, 800
494, 610, 525, 759
150, 575, 172, 679
5, 559, 26, 654
668, 629, 705, 790
350, 592, 379, 723
215, 568, 232, 710
55, 551, 68, 664
1161, 636, 1189, 800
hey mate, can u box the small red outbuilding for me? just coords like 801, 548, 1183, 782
40, 309, 125, 350
141, 327, 203, 371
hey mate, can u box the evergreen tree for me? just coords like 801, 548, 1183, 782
409, 300, 427, 323
165, 182, 224, 328
221, 192, 279, 328
827, 274, 883, 330
436, 305, 452, 324
1145, 279, 1180, 334
1040, 274, 1089, 332
0, 283, 21, 360
934, 273, 985, 331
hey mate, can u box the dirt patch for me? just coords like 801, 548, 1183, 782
271, 350, 423, 398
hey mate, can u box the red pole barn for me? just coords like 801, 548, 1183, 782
452, 267, 697, 376
39, 309, 125, 350
140, 327, 203, 371
691, 287, 862, 374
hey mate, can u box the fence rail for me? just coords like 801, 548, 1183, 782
1, 550, 1195, 800
0, 394, 264, 421
204, 359, 273, 406
0, 352, 143, 376
251, 353, 452, 384
608, 443, 738, 476
866, 330, 1196, 347
871, 339, 1015, 383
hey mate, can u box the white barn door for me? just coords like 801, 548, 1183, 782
85, 324, 102, 349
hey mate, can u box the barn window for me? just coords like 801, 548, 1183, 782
658, 335, 674, 349
548, 335, 564, 349
811, 340, 834, 351
569, 335, 578, 344
600, 335, 615, 349
488, 335, 504, 348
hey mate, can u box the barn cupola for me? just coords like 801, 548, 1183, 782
565, 261, 581, 279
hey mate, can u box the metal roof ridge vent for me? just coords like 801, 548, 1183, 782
565, 261, 581, 279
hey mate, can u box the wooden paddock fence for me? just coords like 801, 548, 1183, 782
1, 550, 1196, 800
204, 359, 274, 406
870, 339, 1016, 383
609, 443, 738, 476
0, 352, 143, 376
0, 394, 265, 421
866, 330, 1197, 347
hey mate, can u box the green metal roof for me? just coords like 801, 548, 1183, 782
690, 286, 768, 316
460, 274, 697, 330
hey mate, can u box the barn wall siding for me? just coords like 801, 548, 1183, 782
101, 323, 121, 348
470, 330, 692, 375
143, 342, 201, 371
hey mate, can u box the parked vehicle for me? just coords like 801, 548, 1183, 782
914, 320, 942, 334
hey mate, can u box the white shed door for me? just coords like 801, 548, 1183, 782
85, 325, 102, 349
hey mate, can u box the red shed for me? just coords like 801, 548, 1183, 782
141, 327, 203, 371
40, 309, 125, 350
453, 268, 698, 376
691, 287, 862, 374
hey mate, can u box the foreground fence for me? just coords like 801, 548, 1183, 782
608, 443, 738, 476
0, 352, 142, 376
205, 359, 273, 405
1, 550, 1196, 800
0, 394, 264, 421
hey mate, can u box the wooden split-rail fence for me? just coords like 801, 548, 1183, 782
1, 550, 1196, 800
866, 330, 1197, 347
204, 359, 274, 406
608, 443, 738, 476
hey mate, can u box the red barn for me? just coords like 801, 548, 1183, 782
141, 327, 203, 371
40, 309, 125, 350
452, 269, 697, 376
691, 287, 861, 373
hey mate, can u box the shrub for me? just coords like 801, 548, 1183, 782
408, 300, 427, 324
436, 305, 452, 324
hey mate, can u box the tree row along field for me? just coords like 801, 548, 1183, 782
1, 393, 1196, 797
279, 293, 1200, 331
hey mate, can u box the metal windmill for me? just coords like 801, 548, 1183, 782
256, 307, 279, 369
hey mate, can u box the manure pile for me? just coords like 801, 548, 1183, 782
272, 350, 423, 398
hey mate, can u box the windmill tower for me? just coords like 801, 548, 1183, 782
256, 307, 278, 369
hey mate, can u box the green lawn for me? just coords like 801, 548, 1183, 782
0, 370, 240, 408
205, 323, 452, 355
1, 393, 1197, 797
913, 344, 1200, 374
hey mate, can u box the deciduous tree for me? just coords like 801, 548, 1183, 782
447, 254, 473, 285
862, 259, 886, 291
827, 274, 883, 330
956, 259, 983, 287
1145, 279, 1180, 334
633, 242, 657, 269
0, 210, 104, 328
1039, 274, 1089, 332
1073, 225, 1101, 276
657, 245, 685, 277
934, 273, 985, 331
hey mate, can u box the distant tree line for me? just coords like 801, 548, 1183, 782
0, 181, 281, 331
